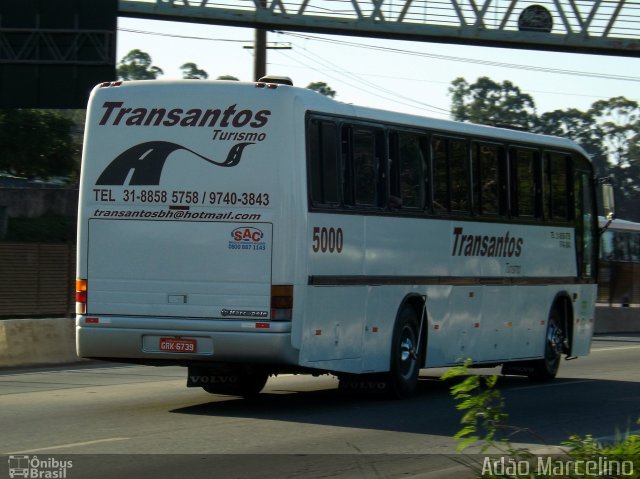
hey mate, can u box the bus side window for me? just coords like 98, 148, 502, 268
511, 147, 537, 218
450, 139, 470, 214
390, 131, 427, 210
472, 142, 504, 216
350, 126, 385, 208
431, 136, 470, 215
614, 231, 631, 261
432, 136, 449, 213
308, 118, 339, 207
546, 152, 570, 221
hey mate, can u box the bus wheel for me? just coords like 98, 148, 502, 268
202, 371, 269, 398
386, 304, 420, 399
529, 307, 564, 381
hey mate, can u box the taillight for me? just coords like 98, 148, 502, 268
271, 285, 293, 320
76, 278, 87, 314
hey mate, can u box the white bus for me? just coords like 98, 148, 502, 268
76, 77, 605, 398
598, 217, 640, 306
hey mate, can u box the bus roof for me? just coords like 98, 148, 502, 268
279, 80, 590, 159
98, 79, 591, 160
599, 216, 640, 232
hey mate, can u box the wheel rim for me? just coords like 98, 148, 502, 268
398, 325, 417, 380
545, 319, 563, 366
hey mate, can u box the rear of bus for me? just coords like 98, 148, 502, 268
76, 79, 303, 393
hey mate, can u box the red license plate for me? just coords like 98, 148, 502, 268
159, 338, 197, 353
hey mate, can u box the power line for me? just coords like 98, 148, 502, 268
118, 26, 640, 84
118, 27, 251, 43
117, 26, 639, 110
280, 32, 640, 83
283, 46, 450, 115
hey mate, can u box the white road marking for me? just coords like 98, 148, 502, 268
510, 379, 595, 391
7, 437, 129, 454
592, 345, 640, 352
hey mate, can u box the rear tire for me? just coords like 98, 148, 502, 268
528, 307, 564, 382
386, 304, 420, 399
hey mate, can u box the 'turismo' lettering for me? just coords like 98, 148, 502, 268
98, 102, 271, 129
452, 227, 524, 258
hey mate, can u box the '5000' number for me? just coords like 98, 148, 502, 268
312, 227, 343, 253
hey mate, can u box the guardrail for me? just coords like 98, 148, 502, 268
0, 242, 75, 318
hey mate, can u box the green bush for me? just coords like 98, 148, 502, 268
442, 361, 640, 478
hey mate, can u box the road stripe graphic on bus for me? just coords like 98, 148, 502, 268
95, 140, 253, 186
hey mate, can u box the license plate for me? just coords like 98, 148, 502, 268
159, 338, 197, 353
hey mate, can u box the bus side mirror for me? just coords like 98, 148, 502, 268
600, 179, 615, 221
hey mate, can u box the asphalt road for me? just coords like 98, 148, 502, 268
1, 334, 639, 478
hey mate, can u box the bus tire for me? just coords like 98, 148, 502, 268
386, 304, 420, 399
528, 307, 564, 382
202, 371, 269, 398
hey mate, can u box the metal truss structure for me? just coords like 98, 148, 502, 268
0, 29, 115, 65
118, 0, 640, 57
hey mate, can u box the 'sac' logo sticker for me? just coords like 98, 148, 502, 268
95, 140, 253, 186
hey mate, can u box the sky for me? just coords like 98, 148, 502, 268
116, 17, 640, 120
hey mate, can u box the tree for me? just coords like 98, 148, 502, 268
449, 76, 537, 130
589, 96, 639, 169
216, 75, 239, 81
449, 76, 640, 220
116, 49, 163, 80
536, 108, 608, 176
589, 97, 640, 220
0, 110, 77, 179
306, 81, 336, 98
180, 62, 209, 80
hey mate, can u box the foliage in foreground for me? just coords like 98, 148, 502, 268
442, 361, 640, 478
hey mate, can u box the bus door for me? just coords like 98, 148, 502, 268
572, 158, 598, 355
574, 160, 597, 280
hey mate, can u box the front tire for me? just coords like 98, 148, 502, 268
528, 307, 564, 381
386, 305, 421, 398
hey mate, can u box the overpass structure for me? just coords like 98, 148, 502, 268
118, 0, 640, 57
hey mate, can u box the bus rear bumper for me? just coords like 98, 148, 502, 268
76, 316, 299, 366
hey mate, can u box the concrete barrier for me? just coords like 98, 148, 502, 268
0, 317, 79, 368
594, 305, 640, 334
0, 307, 638, 368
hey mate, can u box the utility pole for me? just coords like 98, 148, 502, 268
254, 26, 267, 81
254, 0, 267, 81
244, 30, 291, 81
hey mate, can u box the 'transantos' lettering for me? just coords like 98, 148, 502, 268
98, 102, 271, 129
452, 227, 524, 258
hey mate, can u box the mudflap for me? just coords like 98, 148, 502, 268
187, 366, 242, 388
337, 373, 391, 396
501, 362, 535, 377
